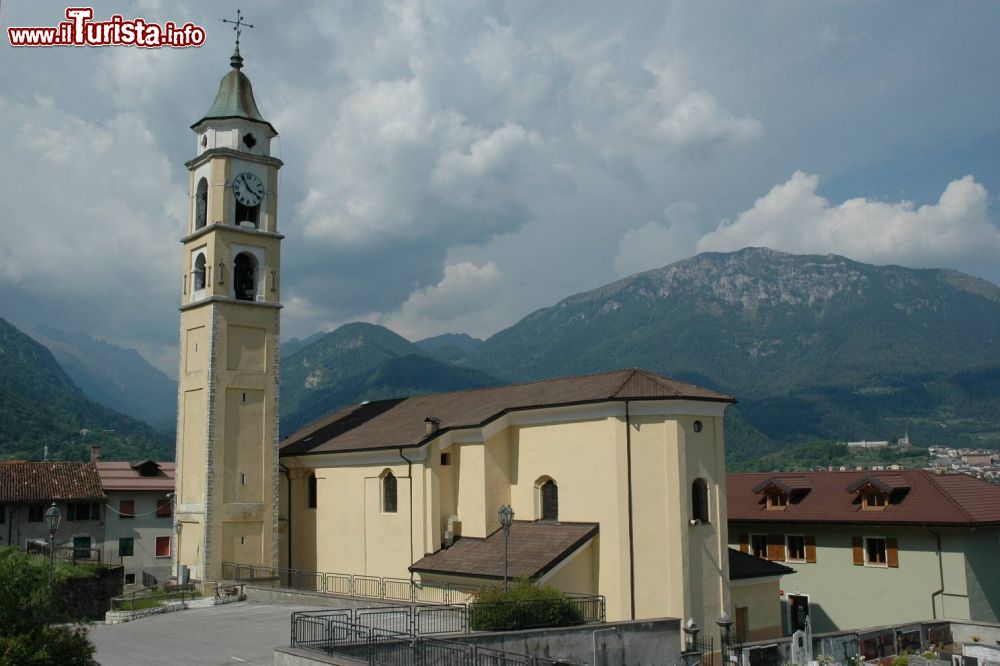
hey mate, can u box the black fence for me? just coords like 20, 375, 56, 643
293, 617, 582, 665
223, 562, 481, 604
291, 595, 605, 646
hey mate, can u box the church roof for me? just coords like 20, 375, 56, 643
280, 368, 734, 456
192, 49, 276, 134
410, 521, 599, 580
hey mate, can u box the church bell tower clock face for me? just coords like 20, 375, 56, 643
233, 172, 265, 207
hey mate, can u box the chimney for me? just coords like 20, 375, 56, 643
424, 417, 440, 436
90, 446, 102, 462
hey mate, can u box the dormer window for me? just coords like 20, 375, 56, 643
752, 476, 811, 510
846, 475, 910, 511
863, 491, 887, 510
766, 491, 789, 510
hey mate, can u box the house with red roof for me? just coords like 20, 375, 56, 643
96, 460, 176, 586
0, 461, 106, 560
727, 470, 1000, 635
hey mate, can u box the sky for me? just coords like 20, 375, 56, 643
1, 1, 999, 377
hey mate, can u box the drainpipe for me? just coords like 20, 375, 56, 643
398, 448, 415, 581
928, 527, 944, 619
279, 463, 292, 568
625, 400, 637, 620
7, 505, 18, 546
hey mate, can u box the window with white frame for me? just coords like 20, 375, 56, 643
786, 535, 807, 562
864, 537, 887, 566
750, 534, 768, 559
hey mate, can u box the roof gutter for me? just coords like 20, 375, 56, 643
398, 448, 415, 581
279, 462, 292, 568
625, 400, 637, 620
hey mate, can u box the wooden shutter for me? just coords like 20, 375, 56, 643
767, 534, 786, 561
852, 537, 864, 565
805, 535, 817, 563
887, 538, 899, 568
739, 533, 749, 554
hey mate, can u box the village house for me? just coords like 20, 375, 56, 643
96, 460, 176, 586
0, 461, 106, 560
727, 470, 1000, 634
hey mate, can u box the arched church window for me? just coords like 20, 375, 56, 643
193, 254, 206, 291
195, 178, 208, 230
541, 479, 558, 521
233, 252, 258, 301
692, 478, 709, 523
383, 472, 397, 514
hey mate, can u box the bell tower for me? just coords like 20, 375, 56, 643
174, 36, 282, 588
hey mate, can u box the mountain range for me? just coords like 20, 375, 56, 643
28, 325, 177, 431
0, 318, 173, 461
5, 247, 999, 465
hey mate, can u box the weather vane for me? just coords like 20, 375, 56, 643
222, 9, 254, 51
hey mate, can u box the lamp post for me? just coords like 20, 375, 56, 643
717, 611, 735, 664
44, 503, 61, 589
497, 504, 514, 594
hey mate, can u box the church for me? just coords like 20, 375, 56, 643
173, 46, 736, 634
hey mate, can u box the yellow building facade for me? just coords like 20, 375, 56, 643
280, 369, 735, 632
174, 48, 282, 586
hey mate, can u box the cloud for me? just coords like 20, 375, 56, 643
380, 261, 503, 339
613, 202, 703, 277
697, 172, 1000, 269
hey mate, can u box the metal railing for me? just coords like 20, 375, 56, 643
110, 587, 197, 612
293, 617, 583, 665
290, 594, 605, 645
223, 562, 482, 605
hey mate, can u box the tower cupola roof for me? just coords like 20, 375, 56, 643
192, 48, 276, 134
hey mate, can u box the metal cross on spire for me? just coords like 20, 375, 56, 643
222, 9, 254, 69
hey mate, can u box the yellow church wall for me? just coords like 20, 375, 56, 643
483, 429, 512, 536
178, 388, 206, 507
455, 443, 488, 538
677, 414, 729, 636
541, 538, 598, 595
630, 415, 680, 621
508, 415, 633, 621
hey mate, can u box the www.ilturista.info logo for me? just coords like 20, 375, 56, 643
8, 7, 206, 48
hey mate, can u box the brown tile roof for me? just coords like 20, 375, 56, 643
751, 475, 812, 494
0, 462, 105, 502
728, 548, 795, 580
282, 368, 733, 456
410, 521, 599, 580
95, 461, 175, 492
728, 470, 1000, 527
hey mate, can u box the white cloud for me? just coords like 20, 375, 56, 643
613, 202, 703, 277
656, 90, 763, 148
697, 172, 1000, 268
380, 261, 503, 339
0, 96, 183, 293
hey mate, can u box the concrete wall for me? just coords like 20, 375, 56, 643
274, 617, 682, 666
728, 523, 992, 633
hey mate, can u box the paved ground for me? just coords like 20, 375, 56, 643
91, 602, 317, 666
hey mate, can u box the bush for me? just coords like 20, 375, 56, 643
0, 548, 97, 666
468, 579, 584, 631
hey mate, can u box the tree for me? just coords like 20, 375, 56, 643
0, 548, 97, 666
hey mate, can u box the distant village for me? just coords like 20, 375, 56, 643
806, 434, 1000, 485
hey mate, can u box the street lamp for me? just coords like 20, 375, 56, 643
497, 504, 514, 594
44, 503, 61, 588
